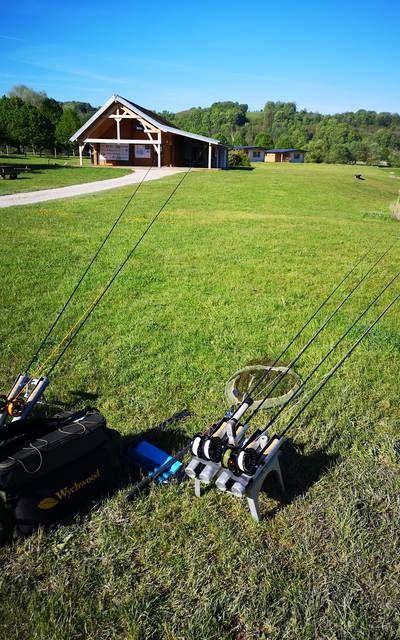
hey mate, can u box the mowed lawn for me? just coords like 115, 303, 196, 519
0, 154, 132, 195
0, 163, 399, 640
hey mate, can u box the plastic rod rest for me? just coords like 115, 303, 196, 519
245, 443, 285, 522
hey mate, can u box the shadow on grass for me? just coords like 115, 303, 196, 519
228, 166, 254, 171
260, 438, 340, 518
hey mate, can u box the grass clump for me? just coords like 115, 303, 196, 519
389, 190, 400, 220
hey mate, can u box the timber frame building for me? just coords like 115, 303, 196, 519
70, 95, 229, 169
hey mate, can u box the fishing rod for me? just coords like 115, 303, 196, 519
44, 161, 201, 377
235, 287, 400, 482
0, 162, 157, 426
185, 277, 400, 521
242, 245, 372, 400
0, 148, 207, 425
242, 239, 396, 431
224, 265, 400, 475
190, 240, 396, 463
25, 161, 157, 373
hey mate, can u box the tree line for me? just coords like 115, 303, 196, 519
165, 101, 400, 165
1, 85, 399, 165
0, 85, 96, 155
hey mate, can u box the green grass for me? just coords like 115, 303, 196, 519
0, 154, 132, 195
0, 163, 399, 639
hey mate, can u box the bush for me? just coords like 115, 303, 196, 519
228, 150, 251, 168
388, 150, 400, 167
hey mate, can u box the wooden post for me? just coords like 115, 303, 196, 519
208, 143, 212, 169
79, 144, 83, 167
157, 132, 161, 168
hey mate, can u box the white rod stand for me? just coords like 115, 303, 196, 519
245, 449, 285, 522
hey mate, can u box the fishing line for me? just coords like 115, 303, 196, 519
25, 160, 157, 373
255, 267, 400, 453
41, 148, 206, 377
208, 243, 376, 436
275, 289, 400, 443
241, 243, 374, 401
243, 239, 397, 431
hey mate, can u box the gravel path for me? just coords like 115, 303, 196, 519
0, 167, 185, 208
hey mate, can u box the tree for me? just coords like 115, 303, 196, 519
306, 139, 326, 163
275, 134, 293, 149
0, 96, 29, 151
348, 141, 370, 163
26, 105, 54, 153
388, 150, 400, 166
8, 84, 47, 108
40, 98, 63, 126
254, 132, 273, 147
55, 109, 81, 150
232, 132, 246, 146
366, 142, 384, 165
326, 144, 352, 164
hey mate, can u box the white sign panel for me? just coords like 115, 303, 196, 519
135, 144, 152, 159
99, 143, 129, 162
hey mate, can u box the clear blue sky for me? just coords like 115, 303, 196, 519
1, 0, 399, 114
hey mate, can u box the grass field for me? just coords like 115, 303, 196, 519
0, 154, 132, 195
0, 163, 399, 639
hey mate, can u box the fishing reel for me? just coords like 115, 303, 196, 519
0, 394, 26, 418
191, 433, 223, 463
221, 445, 258, 476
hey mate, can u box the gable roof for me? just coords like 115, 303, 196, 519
233, 146, 267, 151
266, 148, 307, 153
70, 94, 225, 145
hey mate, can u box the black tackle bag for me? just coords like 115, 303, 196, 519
0, 408, 124, 543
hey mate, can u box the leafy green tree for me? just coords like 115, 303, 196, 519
306, 139, 326, 163
26, 105, 54, 152
326, 144, 352, 164
40, 98, 63, 126
348, 141, 370, 163
275, 134, 293, 148
388, 150, 400, 166
232, 132, 246, 146
254, 132, 273, 147
366, 141, 384, 165
55, 109, 81, 150
0, 96, 29, 150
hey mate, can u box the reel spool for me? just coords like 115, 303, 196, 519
221, 446, 258, 475
191, 433, 223, 463
5, 397, 25, 417
225, 363, 302, 410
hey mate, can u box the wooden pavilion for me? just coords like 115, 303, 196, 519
70, 95, 228, 169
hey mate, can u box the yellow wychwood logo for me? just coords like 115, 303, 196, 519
37, 468, 101, 510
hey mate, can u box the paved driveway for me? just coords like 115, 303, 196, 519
0, 167, 185, 208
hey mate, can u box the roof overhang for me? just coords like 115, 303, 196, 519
70, 95, 226, 146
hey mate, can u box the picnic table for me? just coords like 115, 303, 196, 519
0, 165, 31, 180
